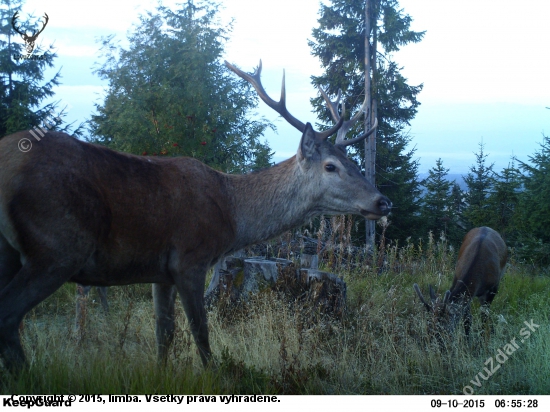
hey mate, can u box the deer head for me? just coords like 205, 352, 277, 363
225, 60, 391, 220
413, 283, 463, 334
413, 227, 507, 338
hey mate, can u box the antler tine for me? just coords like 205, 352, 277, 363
225, 60, 343, 141
338, 117, 378, 147
11, 12, 24, 35
442, 290, 451, 306
225, 60, 305, 133
34, 13, 49, 36
318, 89, 377, 147
413, 283, 432, 311
318, 87, 341, 124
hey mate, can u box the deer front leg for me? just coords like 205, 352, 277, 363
174, 270, 212, 367
153, 283, 177, 365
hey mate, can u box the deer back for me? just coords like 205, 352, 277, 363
449, 226, 507, 302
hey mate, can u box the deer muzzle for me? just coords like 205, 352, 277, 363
360, 196, 392, 219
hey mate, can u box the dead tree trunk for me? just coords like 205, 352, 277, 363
364, 0, 377, 251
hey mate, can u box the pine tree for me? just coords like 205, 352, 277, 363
89, 1, 272, 173
462, 142, 495, 229
309, 0, 424, 245
0, 0, 73, 136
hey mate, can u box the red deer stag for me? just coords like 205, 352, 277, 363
0, 60, 391, 371
413, 227, 507, 337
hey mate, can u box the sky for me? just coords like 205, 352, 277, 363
13, 0, 550, 174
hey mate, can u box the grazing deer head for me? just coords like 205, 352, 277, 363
0, 60, 390, 371
11, 12, 49, 54
413, 227, 507, 338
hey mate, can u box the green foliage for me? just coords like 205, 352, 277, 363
308, 0, 424, 245
516, 133, 550, 242
462, 142, 495, 229
0, 0, 76, 136
376, 132, 422, 243
513, 134, 550, 264
89, 0, 273, 173
486, 162, 522, 242
419, 158, 464, 244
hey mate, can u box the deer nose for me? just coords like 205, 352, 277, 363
378, 197, 392, 214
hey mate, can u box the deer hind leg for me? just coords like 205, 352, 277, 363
174, 271, 212, 367
153, 283, 177, 365
0, 260, 84, 372
0, 234, 21, 292
479, 286, 499, 337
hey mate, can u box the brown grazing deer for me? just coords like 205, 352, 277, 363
413, 227, 507, 337
0, 60, 391, 371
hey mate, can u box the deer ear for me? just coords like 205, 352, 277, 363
297, 122, 321, 162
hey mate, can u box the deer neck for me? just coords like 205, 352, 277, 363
226, 157, 316, 250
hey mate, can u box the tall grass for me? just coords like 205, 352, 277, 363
1, 231, 549, 394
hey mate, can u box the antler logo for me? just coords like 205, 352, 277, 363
11, 12, 49, 54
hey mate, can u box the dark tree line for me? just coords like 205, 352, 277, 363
420, 138, 550, 265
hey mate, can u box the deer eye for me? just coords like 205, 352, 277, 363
325, 164, 336, 172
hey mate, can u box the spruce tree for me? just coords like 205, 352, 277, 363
309, 0, 424, 245
0, 0, 72, 136
462, 142, 495, 229
486, 162, 522, 241
513, 134, 550, 264
420, 158, 463, 243
89, 1, 272, 173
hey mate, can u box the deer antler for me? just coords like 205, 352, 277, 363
33, 13, 49, 38
413, 283, 432, 311
225, 60, 343, 141
318, 87, 378, 147
11, 12, 25, 37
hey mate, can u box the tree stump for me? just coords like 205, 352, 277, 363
300, 253, 319, 269
205, 257, 292, 305
205, 255, 346, 317
298, 269, 346, 316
